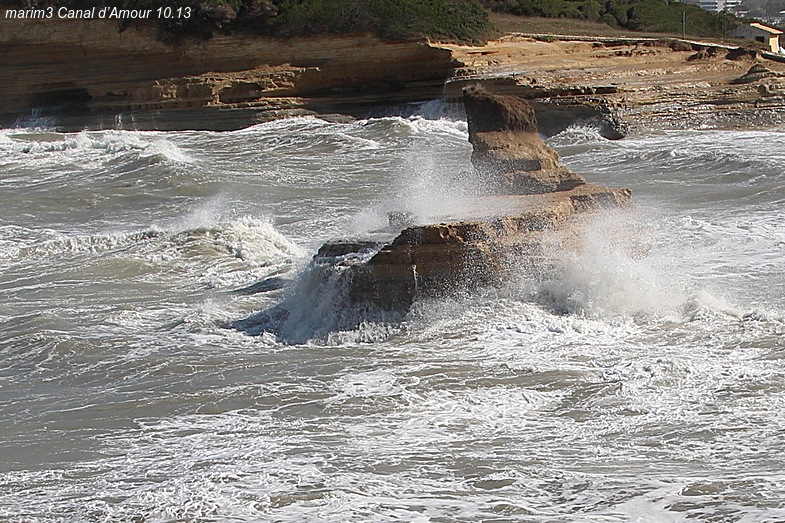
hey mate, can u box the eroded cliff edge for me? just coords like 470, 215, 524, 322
6, 14, 785, 133
442, 35, 785, 136
0, 13, 457, 130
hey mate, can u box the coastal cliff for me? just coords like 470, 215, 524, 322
4, 12, 785, 133
0, 12, 457, 130
442, 35, 785, 136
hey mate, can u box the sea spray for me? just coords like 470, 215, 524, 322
234, 244, 407, 344
528, 208, 684, 319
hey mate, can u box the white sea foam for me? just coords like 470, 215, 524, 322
548, 123, 608, 146
532, 209, 686, 319
2, 120, 785, 522
374, 114, 469, 139
1, 216, 300, 265
2, 129, 193, 167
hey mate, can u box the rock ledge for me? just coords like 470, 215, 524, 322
307, 88, 632, 314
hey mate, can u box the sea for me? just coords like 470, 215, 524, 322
0, 104, 783, 522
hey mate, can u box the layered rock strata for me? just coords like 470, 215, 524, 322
463, 85, 586, 193
0, 14, 457, 130
308, 88, 631, 314
6, 18, 785, 133
441, 36, 785, 137
331, 185, 631, 311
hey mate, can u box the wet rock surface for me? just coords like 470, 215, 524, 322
308, 90, 632, 314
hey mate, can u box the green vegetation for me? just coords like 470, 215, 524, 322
5, 0, 493, 43
5, 0, 763, 42
481, 0, 742, 38
274, 0, 492, 42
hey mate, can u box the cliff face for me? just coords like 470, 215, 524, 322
463, 86, 586, 193
7, 16, 785, 133
0, 13, 457, 129
441, 35, 785, 136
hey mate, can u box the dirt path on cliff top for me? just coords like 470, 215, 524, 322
437, 36, 785, 92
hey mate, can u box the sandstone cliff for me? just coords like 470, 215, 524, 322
5, 16, 785, 133
0, 13, 457, 130
441, 35, 785, 136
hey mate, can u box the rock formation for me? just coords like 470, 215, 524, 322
298, 87, 632, 318
463, 85, 586, 194
441, 37, 785, 136
7, 18, 785, 134
730, 64, 784, 85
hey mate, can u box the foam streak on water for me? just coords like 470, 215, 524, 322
0, 114, 784, 522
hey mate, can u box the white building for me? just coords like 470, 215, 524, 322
732, 22, 783, 53
690, 0, 742, 12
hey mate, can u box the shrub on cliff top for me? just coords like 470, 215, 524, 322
273, 0, 492, 43
4, 0, 492, 44
481, 0, 741, 38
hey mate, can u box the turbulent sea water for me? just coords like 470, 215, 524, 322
1, 106, 784, 522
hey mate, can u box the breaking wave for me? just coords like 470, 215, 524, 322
2, 119, 784, 522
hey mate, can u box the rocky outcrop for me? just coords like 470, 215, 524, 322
7, 20, 785, 134
464, 86, 586, 194
440, 36, 785, 137
297, 89, 632, 318
726, 47, 759, 61
332, 184, 632, 311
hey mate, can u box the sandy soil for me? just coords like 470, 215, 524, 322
436, 35, 785, 134
438, 36, 778, 91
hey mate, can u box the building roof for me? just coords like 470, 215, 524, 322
749, 22, 784, 35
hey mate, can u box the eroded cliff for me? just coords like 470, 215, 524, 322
5, 15, 785, 133
0, 13, 457, 129
441, 35, 785, 136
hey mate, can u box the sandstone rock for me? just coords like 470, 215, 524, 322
470, 130, 561, 173
669, 40, 694, 52
269, 86, 633, 325
0, 17, 458, 130
749, 64, 772, 74
310, 89, 632, 315
463, 85, 586, 194
339, 184, 632, 311
726, 47, 758, 61
463, 85, 539, 134
687, 47, 719, 62
502, 167, 588, 194
758, 82, 785, 96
